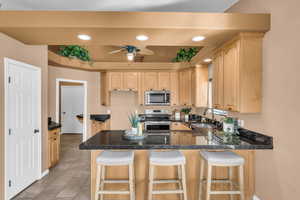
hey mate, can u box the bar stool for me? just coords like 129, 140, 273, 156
198, 151, 245, 200
95, 151, 135, 200
148, 151, 188, 200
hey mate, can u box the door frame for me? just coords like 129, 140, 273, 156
55, 78, 88, 141
4, 57, 42, 200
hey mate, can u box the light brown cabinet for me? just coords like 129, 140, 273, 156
170, 72, 179, 106
179, 69, 192, 106
212, 33, 263, 113
191, 66, 208, 107
91, 119, 111, 136
142, 72, 158, 91
108, 72, 123, 91
158, 72, 171, 90
123, 72, 139, 91
48, 128, 60, 168
101, 72, 110, 106
212, 51, 224, 109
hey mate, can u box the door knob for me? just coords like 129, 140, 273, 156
34, 129, 39, 134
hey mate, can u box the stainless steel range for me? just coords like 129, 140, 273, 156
142, 109, 171, 133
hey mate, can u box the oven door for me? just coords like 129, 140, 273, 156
145, 122, 170, 132
145, 91, 170, 106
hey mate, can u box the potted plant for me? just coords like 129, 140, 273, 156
181, 107, 192, 122
172, 48, 199, 62
222, 117, 235, 133
58, 45, 91, 62
128, 112, 139, 135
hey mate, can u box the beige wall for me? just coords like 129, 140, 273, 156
0, 33, 48, 200
48, 66, 107, 137
227, 0, 300, 199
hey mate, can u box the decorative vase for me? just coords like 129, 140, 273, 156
223, 123, 234, 133
131, 127, 138, 135
184, 114, 189, 122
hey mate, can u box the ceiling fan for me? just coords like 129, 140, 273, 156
109, 45, 154, 61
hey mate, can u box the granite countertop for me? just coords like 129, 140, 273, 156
90, 114, 110, 122
79, 128, 273, 150
48, 121, 61, 131
76, 114, 111, 122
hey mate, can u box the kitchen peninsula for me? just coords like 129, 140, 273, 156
80, 123, 273, 200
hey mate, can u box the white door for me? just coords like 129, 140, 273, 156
61, 85, 84, 134
5, 58, 41, 199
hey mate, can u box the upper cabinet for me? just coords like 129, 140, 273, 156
158, 72, 171, 90
142, 72, 158, 91
212, 33, 263, 113
179, 69, 192, 106
108, 72, 123, 91
123, 72, 139, 91
212, 51, 224, 110
170, 72, 179, 106
192, 66, 208, 108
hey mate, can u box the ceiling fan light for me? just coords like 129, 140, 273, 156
127, 53, 135, 61
78, 34, 91, 41
136, 35, 149, 41
192, 35, 205, 42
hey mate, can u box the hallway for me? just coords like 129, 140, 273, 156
14, 134, 90, 200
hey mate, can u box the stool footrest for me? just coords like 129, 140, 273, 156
103, 180, 130, 184
210, 191, 241, 195
153, 179, 180, 184
97, 190, 130, 195
152, 189, 183, 194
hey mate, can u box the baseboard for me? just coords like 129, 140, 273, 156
253, 195, 261, 200
39, 169, 49, 179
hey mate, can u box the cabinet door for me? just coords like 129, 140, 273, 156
143, 72, 158, 91
170, 72, 179, 106
123, 72, 139, 91
185, 69, 192, 106
191, 68, 196, 106
101, 72, 110, 106
109, 72, 123, 91
179, 71, 188, 105
223, 42, 239, 111
158, 72, 171, 90
212, 52, 224, 109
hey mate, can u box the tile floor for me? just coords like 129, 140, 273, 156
14, 134, 90, 200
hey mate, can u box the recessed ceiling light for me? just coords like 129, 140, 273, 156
192, 35, 206, 42
78, 34, 91, 41
136, 35, 149, 41
203, 58, 212, 63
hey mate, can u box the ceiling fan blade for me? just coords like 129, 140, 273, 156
137, 47, 154, 55
108, 49, 124, 54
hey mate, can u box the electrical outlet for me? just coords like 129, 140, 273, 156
238, 119, 245, 127
253, 195, 261, 200
107, 109, 111, 114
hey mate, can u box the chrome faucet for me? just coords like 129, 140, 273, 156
203, 107, 215, 121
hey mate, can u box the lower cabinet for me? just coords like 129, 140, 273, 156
48, 128, 60, 168
91, 119, 111, 136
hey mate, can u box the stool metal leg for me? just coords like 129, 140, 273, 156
239, 165, 245, 200
181, 164, 188, 200
148, 164, 154, 200
198, 158, 205, 200
129, 163, 135, 200
206, 164, 212, 200
100, 165, 105, 200
95, 164, 102, 200
178, 164, 183, 200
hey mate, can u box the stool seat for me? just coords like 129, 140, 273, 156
96, 151, 134, 166
200, 151, 245, 166
149, 151, 185, 166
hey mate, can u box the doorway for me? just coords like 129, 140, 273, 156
55, 79, 88, 141
4, 58, 42, 200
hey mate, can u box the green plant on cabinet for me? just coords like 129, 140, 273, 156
58, 45, 91, 62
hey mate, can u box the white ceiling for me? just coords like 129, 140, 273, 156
0, 0, 239, 12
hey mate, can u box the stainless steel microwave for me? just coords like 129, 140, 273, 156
144, 90, 170, 106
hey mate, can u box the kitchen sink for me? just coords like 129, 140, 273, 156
191, 123, 215, 135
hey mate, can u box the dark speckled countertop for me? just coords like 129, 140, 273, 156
76, 114, 110, 122
79, 127, 273, 150
48, 121, 61, 131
